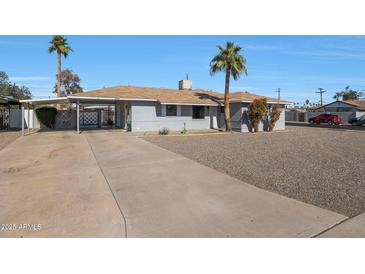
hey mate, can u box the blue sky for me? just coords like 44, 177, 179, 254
1, 35, 364, 104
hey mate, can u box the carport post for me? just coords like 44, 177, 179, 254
8, 103, 10, 130
27, 103, 30, 133
76, 100, 80, 134
21, 104, 25, 136
32, 104, 35, 129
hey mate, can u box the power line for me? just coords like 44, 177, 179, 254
276, 88, 281, 100
316, 88, 326, 106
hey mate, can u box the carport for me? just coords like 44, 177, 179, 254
19, 96, 128, 135
67, 96, 125, 133
19, 97, 68, 135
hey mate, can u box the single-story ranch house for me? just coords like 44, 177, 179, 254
306, 99, 365, 123
19, 79, 289, 134
312, 99, 365, 113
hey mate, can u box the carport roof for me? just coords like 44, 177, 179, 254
0, 96, 20, 105
19, 97, 69, 105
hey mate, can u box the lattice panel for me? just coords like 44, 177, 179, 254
55, 111, 73, 129
80, 111, 98, 127
0, 109, 9, 130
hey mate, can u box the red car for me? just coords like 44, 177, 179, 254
308, 114, 342, 125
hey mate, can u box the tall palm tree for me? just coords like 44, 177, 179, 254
210, 41, 247, 131
48, 36, 73, 98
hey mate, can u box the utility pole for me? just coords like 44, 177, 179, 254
316, 88, 326, 106
276, 88, 281, 100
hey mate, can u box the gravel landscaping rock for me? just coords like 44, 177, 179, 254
145, 126, 365, 217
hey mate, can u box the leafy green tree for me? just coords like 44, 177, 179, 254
53, 69, 83, 95
333, 86, 364, 100
247, 98, 268, 132
0, 71, 11, 95
48, 36, 73, 98
210, 41, 248, 131
0, 71, 32, 99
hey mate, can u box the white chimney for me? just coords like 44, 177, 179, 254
178, 73, 192, 90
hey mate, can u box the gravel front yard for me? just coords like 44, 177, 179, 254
145, 126, 365, 217
0, 131, 20, 151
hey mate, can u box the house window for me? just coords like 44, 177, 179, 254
166, 105, 177, 116
192, 106, 205, 119
220, 106, 225, 113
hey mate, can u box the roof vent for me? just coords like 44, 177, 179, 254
178, 73, 192, 90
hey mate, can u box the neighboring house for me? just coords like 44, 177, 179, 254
311, 100, 365, 113
307, 100, 365, 124
19, 79, 289, 133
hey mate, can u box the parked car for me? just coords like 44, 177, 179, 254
308, 114, 341, 125
348, 114, 365, 126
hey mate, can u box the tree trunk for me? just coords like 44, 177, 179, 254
57, 50, 61, 109
224, 68, 231, 131
57, 50, 61, 97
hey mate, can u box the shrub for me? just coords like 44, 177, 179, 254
268, 104, 282, 131
247, 98, 268, 132
159, 127, 170, 135
35, 106, 58, 129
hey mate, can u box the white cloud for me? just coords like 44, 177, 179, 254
287, 49, 365, 60
9, 76, 51, 81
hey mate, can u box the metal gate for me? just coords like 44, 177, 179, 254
80, 111, 98, 128
0, 109, 9, 130
101, 108, 115, 127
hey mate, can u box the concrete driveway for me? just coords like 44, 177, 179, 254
0, 130, 352, 237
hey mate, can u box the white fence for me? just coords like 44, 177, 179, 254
9, 109, 40, 129
9, 109, 75, 130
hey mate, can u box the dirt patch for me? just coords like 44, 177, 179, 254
3, 160, 41, 174
0, 131, 20, 151
47, 145, 71, 159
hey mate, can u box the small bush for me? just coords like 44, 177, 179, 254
159, 127, 170, 135
35, 106, 58, 129
247, 98, 268, 132
268, 104, 282, 131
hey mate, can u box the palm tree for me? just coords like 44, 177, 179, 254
48, 36, 73, 98
210, 41, 247, 131
333, 92, 343, 101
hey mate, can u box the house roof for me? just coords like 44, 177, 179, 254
312, 100, 365, 111
341, 99, 365, 110
71, 85, 290, 105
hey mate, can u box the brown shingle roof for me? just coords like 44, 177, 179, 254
72, 85, 290, 105
311, 100, 365, 111
342, 100, 365, 110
